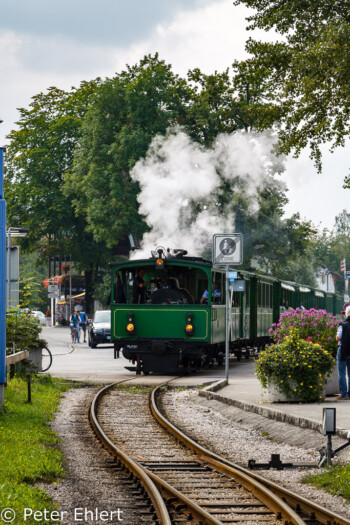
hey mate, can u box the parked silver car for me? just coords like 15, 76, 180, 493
31, 310, 47, 325
88, 310, 111, 348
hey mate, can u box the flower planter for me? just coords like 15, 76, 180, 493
267, 375, 333, 403
323, 366, 339, 396
267, 381, 307, 402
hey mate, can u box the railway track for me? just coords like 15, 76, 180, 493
90, 381, 350, 525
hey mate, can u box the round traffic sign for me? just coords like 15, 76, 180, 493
219, 238, 236, 256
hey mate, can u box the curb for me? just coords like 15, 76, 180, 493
199, 383, 349, 440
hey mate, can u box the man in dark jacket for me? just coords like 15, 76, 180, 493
335, 305, 350, 399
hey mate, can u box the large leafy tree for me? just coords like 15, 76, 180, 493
186, 60, 279, 143
65, 54, 192, 247
4, 81, 112, 311
233, 0, 350, 172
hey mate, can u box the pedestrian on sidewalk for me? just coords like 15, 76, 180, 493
335, 305, 350, 400
79, 309, 88, 343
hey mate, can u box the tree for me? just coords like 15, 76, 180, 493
233, 0, 350, 172
186, 61, 279, 143
4, 81, 113, 312
65, 54, 192, 247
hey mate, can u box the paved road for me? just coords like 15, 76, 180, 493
42, 326, 254, 385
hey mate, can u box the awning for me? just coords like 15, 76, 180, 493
71, 292, 85, 299
57, 292, 85, 304
281, 283, 295, 292
299, 286, 311, 293
315, 291, 324, 297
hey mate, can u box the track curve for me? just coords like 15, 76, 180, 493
151, 383, 350, 525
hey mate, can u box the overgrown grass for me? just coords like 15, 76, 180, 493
0, 376, 73, 524
304, 464, 350, 502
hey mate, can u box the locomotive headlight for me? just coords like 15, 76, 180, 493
156, 258, 164, 270
185, 323, 194, 335
185, 314, 194, 336
126, 323, 135, 334
126, 313, 135, 335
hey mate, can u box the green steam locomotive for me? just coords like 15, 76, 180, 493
110, 249, 343, 374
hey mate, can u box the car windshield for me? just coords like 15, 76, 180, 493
94, 311, 110, 323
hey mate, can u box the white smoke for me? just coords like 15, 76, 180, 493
130, 127, 286, 259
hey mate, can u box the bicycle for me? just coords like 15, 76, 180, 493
39, 346, 53, 373
71, 325, 77, 343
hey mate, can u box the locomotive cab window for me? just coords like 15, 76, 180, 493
112, 265, 208, 305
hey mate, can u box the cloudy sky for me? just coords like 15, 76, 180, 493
0, 0, 348, 230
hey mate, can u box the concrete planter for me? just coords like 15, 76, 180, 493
267, 381, 302, 402
28, 347, 43, 372
267, 379, 327, 403
324, 366, 339, 396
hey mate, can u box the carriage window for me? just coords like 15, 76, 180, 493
258, 284, 262, 307
212, 271, 224, 305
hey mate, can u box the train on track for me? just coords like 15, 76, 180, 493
110, 249, 343, 374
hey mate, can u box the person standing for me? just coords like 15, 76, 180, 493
132, 269, 151, 304
335, 305, 350, 400
79, 309, 88, 343
70, 310, 81, 343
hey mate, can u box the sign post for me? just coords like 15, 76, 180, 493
0, 148, 6, 406
213, 234, 243, 382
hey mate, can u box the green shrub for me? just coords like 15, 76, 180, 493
256, 328, 335, 402
6, 308, 46, 355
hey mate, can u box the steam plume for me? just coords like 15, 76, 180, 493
130, 127, 285, 258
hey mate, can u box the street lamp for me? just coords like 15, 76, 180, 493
6, 227, 30, 309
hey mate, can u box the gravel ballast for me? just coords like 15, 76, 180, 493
161, 388, 350, 520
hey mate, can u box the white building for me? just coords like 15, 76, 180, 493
316, 265, 340, 293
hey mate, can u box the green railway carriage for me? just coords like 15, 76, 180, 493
110, 251, 343, 374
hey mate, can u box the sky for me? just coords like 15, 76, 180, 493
0, 0, 348, 231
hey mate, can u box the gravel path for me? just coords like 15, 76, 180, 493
44, 387, 157, 525
161, 388, 350, 520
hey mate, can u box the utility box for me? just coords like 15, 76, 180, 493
6, 246, 19, 308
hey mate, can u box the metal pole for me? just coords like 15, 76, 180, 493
0, 147, 7, 406
326, 434, 333, 466
6, 226, 11, 310
225, 264, 230, 381
69, 255, 72, 319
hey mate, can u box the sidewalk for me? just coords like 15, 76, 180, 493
200, 376, 350, 440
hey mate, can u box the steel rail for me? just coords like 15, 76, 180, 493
151, 384, 350, 525
90, 381, 171, 525
144, 468, 224, 525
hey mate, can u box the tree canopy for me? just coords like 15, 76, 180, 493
64, 54, 192, 248
233, 0, 350, 172
4, 53, 323, 302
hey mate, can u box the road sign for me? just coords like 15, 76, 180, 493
228, 271, 238, 281
48, 284, 58, 293
346, 273, 350, 280
48, 292, 59, 299
213, 234, 243, 265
